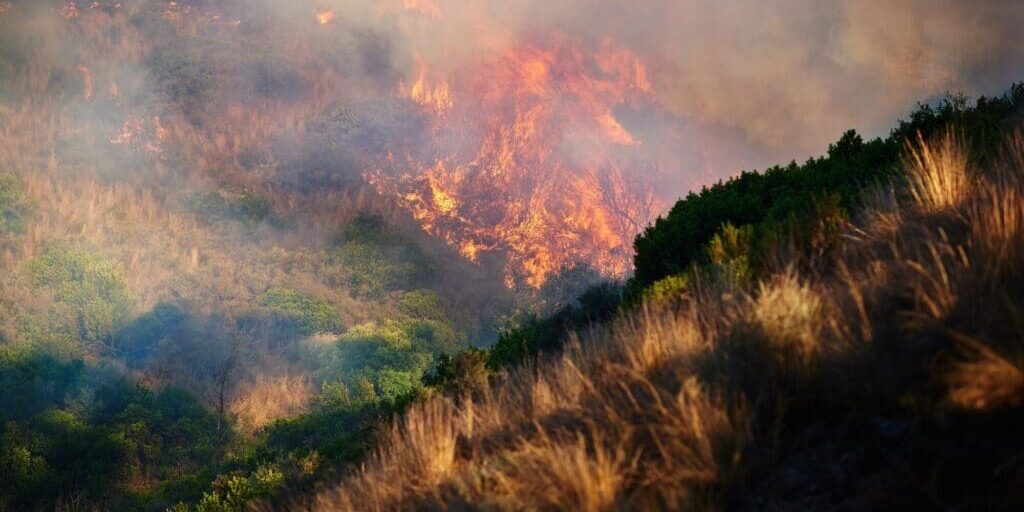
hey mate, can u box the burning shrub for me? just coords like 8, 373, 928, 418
259, 288, 342, 336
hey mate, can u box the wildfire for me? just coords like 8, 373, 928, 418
401, 0, 441, 18
77, 65, 94, 100
372, 36, 659, 288
162, 2, 240, 28
110, 116, 164, 154
314, 8, 336, 25
400, 60, 454, 114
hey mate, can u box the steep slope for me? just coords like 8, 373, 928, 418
309, 128, 1024, 511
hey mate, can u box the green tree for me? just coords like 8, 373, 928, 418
28, 249, 134, 355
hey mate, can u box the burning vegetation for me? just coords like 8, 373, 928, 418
375, 37, 661, 287
0, 0, 1022, 511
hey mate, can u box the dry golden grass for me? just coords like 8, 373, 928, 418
946, 333, 1024, 412
905, 130, 972, 211
310, 290, 752, 510
2, 7, 1022, 507
307, 131, 1024, 510
230, 374, 316, 432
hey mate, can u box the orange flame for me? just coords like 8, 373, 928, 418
314, 8, 336, 25
400, 60, 454, 114
373, 36, 658, 288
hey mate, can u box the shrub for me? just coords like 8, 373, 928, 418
260, 288, 342, 336
632, 86, 1024, 291
0, 173, 31, 236
905, 131, 971, 210
706, 222, 754, 288
146, 44, 217, 118
326, 215, 433, 297
488, 282, 623, 371
398, 289, 447, 321
644, 273, 690, 305
186, 465, 283, 512
28, 249, 133, 354
189, 191, 273, 225
424, 348, 489, 396
316, 318, 460, 403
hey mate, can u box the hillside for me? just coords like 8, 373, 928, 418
308, 92, 1024, 510
1, 1, 1023, 511
0, 3, 530, 510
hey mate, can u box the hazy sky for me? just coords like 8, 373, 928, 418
340, 0, 1024, 183
9, 0, 1023, 194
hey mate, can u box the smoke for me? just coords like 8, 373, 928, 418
1, 0, 1021, 287
0, 0, 1021, 437
300, 0, 1024, 181
4, 0, 1022, 188
646, 0, 1024, 159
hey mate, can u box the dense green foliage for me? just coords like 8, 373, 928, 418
260, 288, 342, 336
423, 348, 490, 396
0, 349, 223, 511
633, 84, 1024, 290
0, 234, 465, 510
315, 317, 460, 403
23, 249, 134, 357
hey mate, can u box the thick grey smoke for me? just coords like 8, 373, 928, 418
317, 0, 1024, 182
5, 0, 1021, 193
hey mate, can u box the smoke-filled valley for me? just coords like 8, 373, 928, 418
1, 1, 1024, 511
